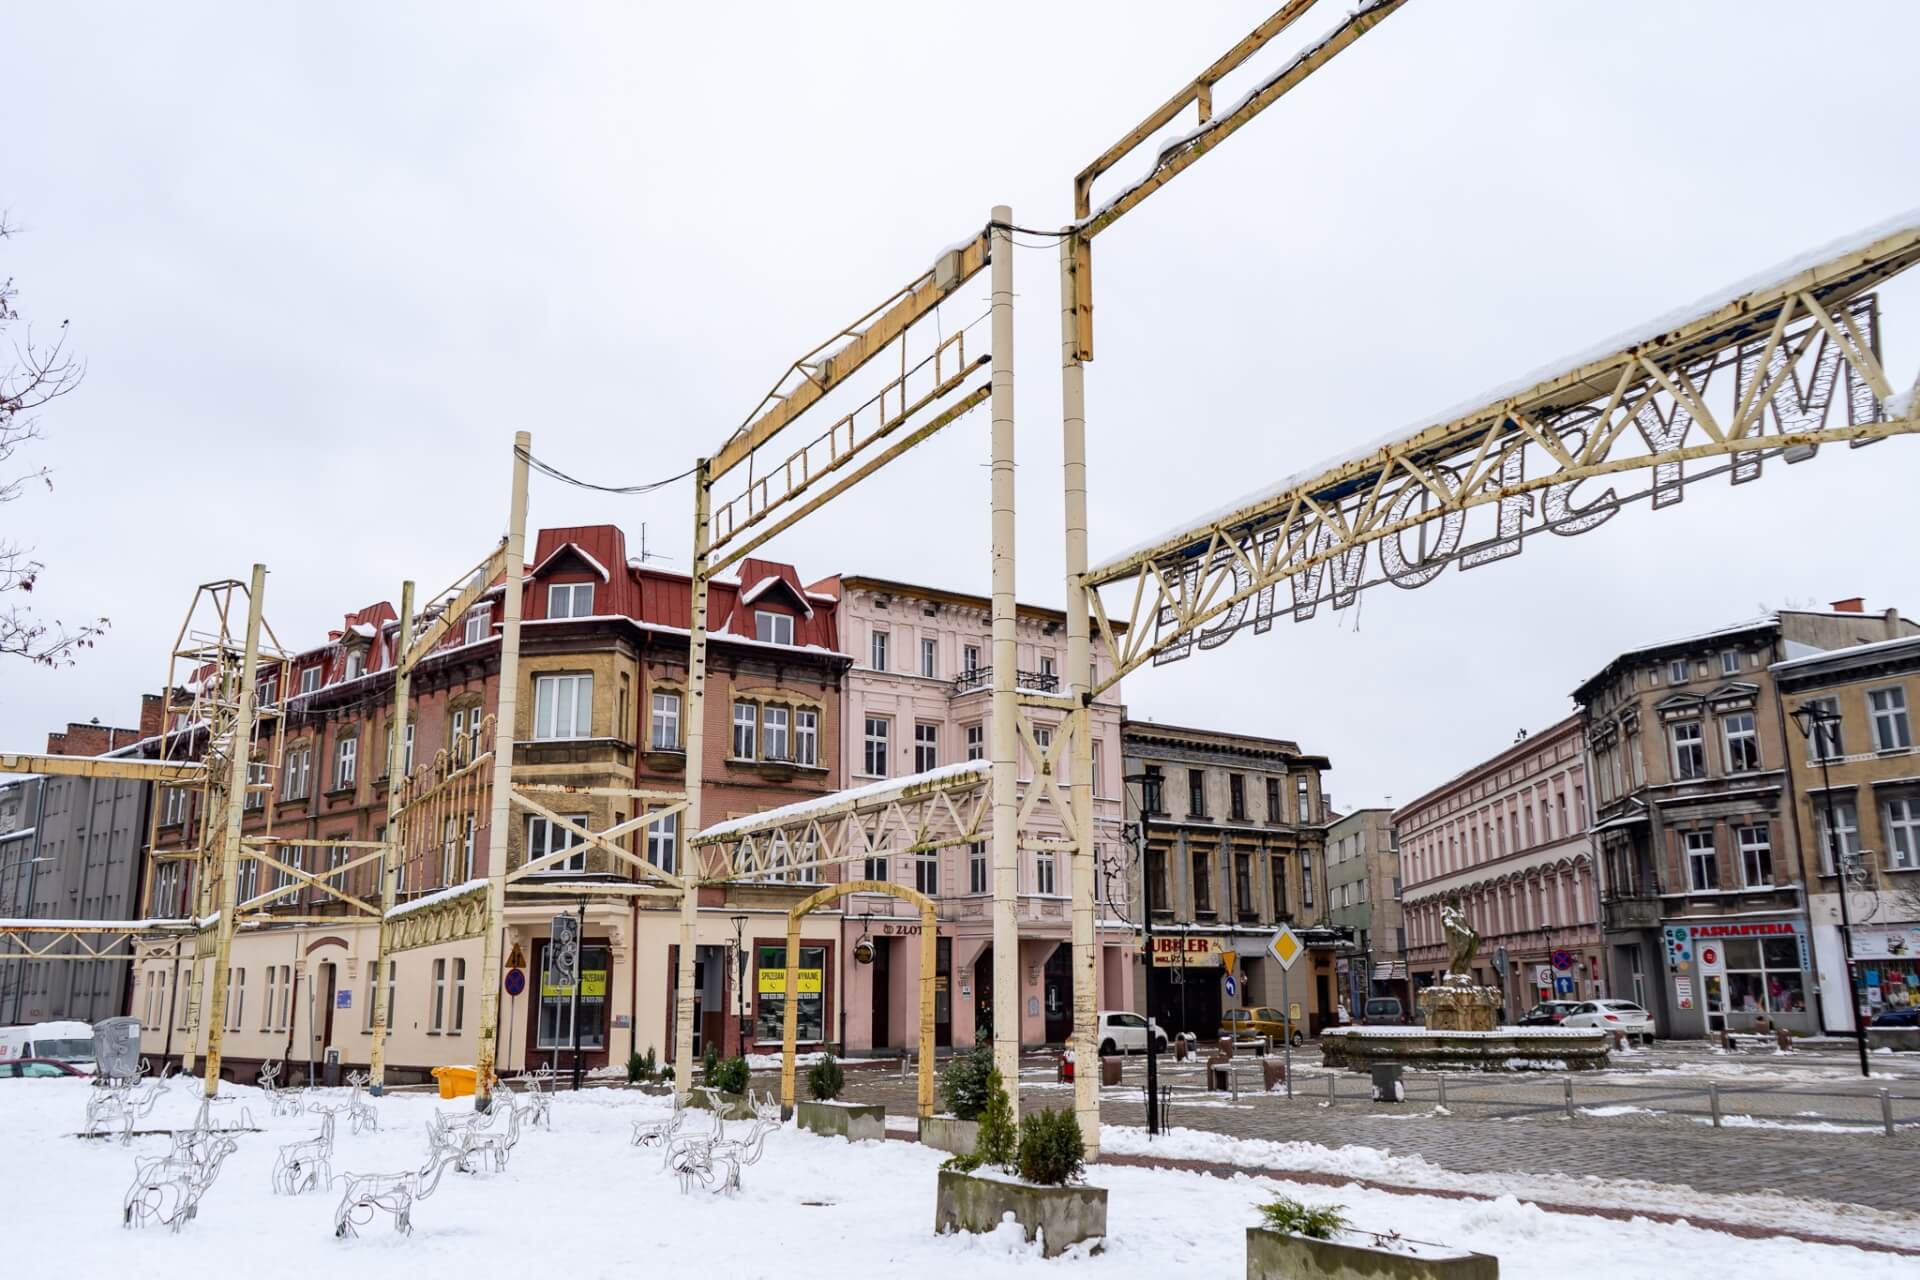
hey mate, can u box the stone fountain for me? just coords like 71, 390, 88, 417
1322, 900, 1610, 1073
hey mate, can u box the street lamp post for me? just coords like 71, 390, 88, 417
1790, 702, 1871, 1079
730, 913, 750, 1060
1123, 772, 1159, 1136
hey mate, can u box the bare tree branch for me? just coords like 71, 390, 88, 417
0, 212, 105, 665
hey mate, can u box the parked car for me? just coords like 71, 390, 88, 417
1869, 1007, 1920, 1027
0, 1057, 89, 1079
1362, 997, 1405, 1025
1559, 999, 1656, 1042
0, 1019, 96, 1069
1220, 1006, 1305, 1047
1518, 1001, 1582, 1027
1095, 1011, 1168, 1056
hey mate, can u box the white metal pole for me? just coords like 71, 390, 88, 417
475, 431, 530, 1111
674, 459, 713, 1093
989, 206, 1022, 1113
1060, 232, 1101, 1156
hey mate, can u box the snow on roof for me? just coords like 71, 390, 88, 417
529, 542, 611, 582
1097, 205, 1920, 571
1771, 630, 1920, 674
347, 622, 376, 638
739, 574, 814, 617
386, 878, 488, 920
697, 760, 989, 841
0, 918, 178, 932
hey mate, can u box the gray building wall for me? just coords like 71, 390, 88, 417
1325, 808, 1406, 1013
0, 773, 150, 1025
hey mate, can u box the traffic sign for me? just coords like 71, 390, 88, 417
1267, 925, 1303, 971
504, 967, 526, 998
1222, 950, 1238, 976
1224, 975, 1237, 997
1553, 975, 1575, 997
1551, 949, 1574, 971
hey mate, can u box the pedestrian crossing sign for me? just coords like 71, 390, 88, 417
1268, 925, 1303, 971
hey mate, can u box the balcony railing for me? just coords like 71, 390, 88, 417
951, 666, 1059, 696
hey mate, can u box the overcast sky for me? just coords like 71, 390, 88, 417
6, 1, 1918, 813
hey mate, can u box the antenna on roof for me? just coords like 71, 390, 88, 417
635, 523, 670, 566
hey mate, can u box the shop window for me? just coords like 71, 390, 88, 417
755, 944, 826, 1044
537, 944, 607, 1049
1724, 936, 1806, 1015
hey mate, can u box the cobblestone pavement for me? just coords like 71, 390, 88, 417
839, 1042, 1920, 1213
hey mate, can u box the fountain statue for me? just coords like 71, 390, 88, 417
1416, 898, 1501, 1032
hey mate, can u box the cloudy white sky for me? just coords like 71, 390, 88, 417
6, 1, 1918, 812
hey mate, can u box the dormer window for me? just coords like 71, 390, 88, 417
345, 650, 366, 680
464, 603, 492, 646
755, 611, 793, 646
299, 667, 321, 695
548, 582, 594, 619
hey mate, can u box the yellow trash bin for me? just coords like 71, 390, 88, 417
432, 1065, 478, 1099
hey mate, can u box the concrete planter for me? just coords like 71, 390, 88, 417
796, 1099, 886, 1141
1867, 1026, 1919, 1053
1247, 1228, 1497, 1279
935, 1169, 1107, 1258
919, 1114, 980, 1157
687, 1088, 750, 1119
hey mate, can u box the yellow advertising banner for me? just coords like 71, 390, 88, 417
758, 967, 823, 995
540, 970, 608, 999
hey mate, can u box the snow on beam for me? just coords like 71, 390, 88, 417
694, 760, 989, 843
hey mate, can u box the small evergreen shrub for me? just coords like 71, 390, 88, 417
1258, 1197, 1349, 1240
944, 1068, 1017, 1173
1014, 1107, 1085, 1186
939, 1043, 995, 1121
625, 1050, 647, 1084
701, 1044, 720, 1083
641, 1046, 657, 1078
807, 1053, 845, 1102
709, 1055, 750, 1095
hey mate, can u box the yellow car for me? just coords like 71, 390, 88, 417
1220, 1006, 1304, 1047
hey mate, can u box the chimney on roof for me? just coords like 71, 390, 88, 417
1888, 608, 1904, 640
1830, 597, 1865, 613
139, 694, 165, 741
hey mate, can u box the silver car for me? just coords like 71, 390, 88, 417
1559, 999, 1656, 1043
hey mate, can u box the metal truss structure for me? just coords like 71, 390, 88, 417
1080, 222, 1920, 688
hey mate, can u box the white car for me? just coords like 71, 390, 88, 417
1095, 1011, 1168, 1056
1558, 999, 1656, 1043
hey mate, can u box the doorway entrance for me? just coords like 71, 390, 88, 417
1043, 944, 1070, 1044
871, 935, 892, 1049
973, 945, 992, 1045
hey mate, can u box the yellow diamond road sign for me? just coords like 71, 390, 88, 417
1267, 926, 1304, 971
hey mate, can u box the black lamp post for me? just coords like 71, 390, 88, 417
1124, 771, 1160, 1136
729, 913, 750, 1059
1789, 702, 1871, 1079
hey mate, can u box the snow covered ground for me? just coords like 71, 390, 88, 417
6, 1078, 1912, 1278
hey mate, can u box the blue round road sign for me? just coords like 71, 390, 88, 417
504, 967, 526, 997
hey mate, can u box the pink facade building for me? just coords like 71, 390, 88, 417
1395, 714, 1604, 1012
813, 575, 1135, 1051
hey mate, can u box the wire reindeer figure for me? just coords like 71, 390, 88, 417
332, 1142, 465, 1238
272, 1107, 337, 1195
123, 1131, 238, 1232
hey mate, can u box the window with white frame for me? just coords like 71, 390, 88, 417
1090, 740, 1104, 797
963, 644, 980, 674
1300, 850, 1313, 906
870, 629, 889, 672
258, 674, 277, 708
646, 810, 678, 875
920, 637, 937, 678
162, 786, 187, 826
299, 666, 321, 695
1669, 658, 1689, 684
526, 814, 589, 874
1736, 824, 1773, 886
275, 965, 292, 1031
441, 816, 475, 884
914, 723, 937, 773
235, 856, 259, 906
334, 735, 358, 789
965, 724, 984, 761
763, 705, 790, 761
533, 673, 593, 740
1296, 776, 1311, 823
464, 603, 492, 645
1722, 713, 1760, 773
1670, 720, 1705, 780
1040, 655, 1056, 682
282, 748, 310, 800
650, 690, 682, 750
345, 649, 366, 680
1870, 686, 1912, 753
431, 959, 449, 1032
451, 705, 472, 764
968, 842, 987, 894
363, 960, 395, 1032
547, 582, 594, 618
1721, 650, 1741, 676
1885, 796, 1920, 870
864, 717, 890, 777
732, 701, 757, 759
754, 610, 793, 645
1806, 696, 1844, 761
225, 967, 246, 1031
1685, 829, 1718, 891
262, 966, 279, 1031
793, 709, 818, 767
1035, 848, 1056, 895
452, 958, 466, 1033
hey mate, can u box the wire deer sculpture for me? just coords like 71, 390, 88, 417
85, 1073, 167, 1145
259, 1060, 307, 1118
123, 1129, 239, 1232
630, 1091, 692, 1148
272, 1106, 338, 1195
345, 1070, 380, 1135
332, 1141, 466, 1237
668, 1091, 781, 1196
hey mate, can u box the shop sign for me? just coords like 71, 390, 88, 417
542, 969, 608, 999
1663, 926, 1692, 969
1852, 926, 1920, 960
757, 967, 822, 995
1675, 976, 1694, 1010
1688, 921, 1796, 939
1149, 935, 1224, 967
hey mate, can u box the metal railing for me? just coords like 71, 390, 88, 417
950, 667, 1058, 696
